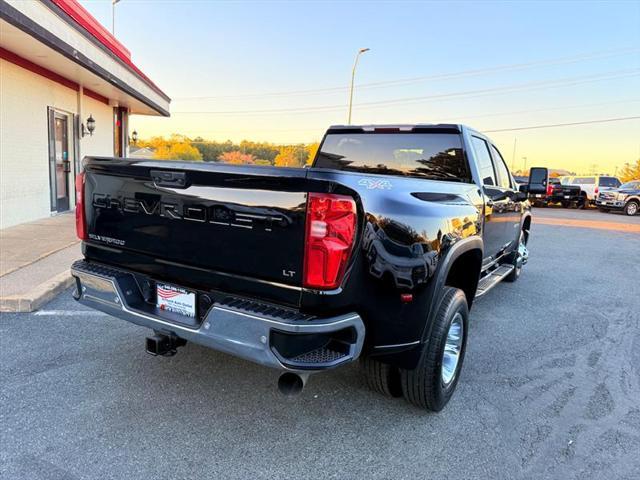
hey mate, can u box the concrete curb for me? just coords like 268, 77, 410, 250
0, 271, 74, 313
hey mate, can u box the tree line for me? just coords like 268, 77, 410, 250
135, 134, 320, 167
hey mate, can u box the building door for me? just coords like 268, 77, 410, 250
48, 111, 71, 212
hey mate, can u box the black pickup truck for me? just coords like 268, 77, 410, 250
527, 174, 582, 208
72, 124, 531, 411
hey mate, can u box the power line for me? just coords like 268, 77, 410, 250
172, 69, 640, 116
140, 117, 639, 144
173, 48, 640, 101
441, 98, 640, 122
483, 116, 640, 133
168, 98, 640, 136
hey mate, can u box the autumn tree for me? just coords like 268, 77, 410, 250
305, 142, 320, 166
154, 142, 203, 161
618, 159, 640, 182
239, 140, 279, 163
218, 150, 256, 164
136, 135, 321, 166
274, 145, 309, 167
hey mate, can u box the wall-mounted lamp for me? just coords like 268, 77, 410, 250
81, 114, 96, 137
131, 130, 138, 144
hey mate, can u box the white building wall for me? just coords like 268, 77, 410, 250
81, 95, 114, 159
0, 59, 113, 229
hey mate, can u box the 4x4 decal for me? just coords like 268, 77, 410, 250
358, 178, 393, 190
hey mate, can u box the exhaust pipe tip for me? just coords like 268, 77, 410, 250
277, 372, 307, 396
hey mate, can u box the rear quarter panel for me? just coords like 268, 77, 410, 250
304, 168, 483, 365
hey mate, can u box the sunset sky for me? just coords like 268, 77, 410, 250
81, 0, 639, 174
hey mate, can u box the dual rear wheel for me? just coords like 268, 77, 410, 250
361, 287, 469, 411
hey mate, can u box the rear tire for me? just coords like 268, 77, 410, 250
505, 230, 526, 282
624, 200, 639, 216
361, 356, 402, 397
400, 287, 468, 411
579, 196, 589, 209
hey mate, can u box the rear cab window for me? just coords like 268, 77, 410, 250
314, 131, 471, 183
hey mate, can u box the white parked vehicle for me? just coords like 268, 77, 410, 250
564, 175, 621, 207
596, 180, 640, 216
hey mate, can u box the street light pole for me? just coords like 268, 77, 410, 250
112, 0, 121, 36
347, 48, 370, 124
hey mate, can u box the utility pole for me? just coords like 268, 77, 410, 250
522, 156, 528, 173
347, 48, 370, 124
112, 0, 121, 35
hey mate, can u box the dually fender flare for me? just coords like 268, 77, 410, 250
520, 211, 532, 243
419, 236, 484, 345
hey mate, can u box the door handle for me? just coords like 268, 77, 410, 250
151, 170, 187, 188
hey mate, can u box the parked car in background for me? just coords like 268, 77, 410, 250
527, 176, 581, 208
566, 175, 621, 207
596, 180, 640, 216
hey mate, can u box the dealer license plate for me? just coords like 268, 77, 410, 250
156, 283, 196, 318
564, 195, 570, 199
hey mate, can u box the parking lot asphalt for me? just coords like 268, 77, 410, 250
1, 209, 639, 480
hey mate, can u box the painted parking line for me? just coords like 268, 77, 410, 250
535, 217, 640, 233
34, 310, 109, 317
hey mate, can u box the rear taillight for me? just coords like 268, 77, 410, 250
595, 186, 599, 195
75, 171, 87, 240
303, 193, 357, 289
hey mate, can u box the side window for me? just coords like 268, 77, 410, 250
490, 145, 512, 189
574, 177, 595, 185
471, 136, 496, 186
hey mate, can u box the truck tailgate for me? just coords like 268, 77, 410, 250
82, 158, 310, 304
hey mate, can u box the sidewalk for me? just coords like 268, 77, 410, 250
0, 213, 81, 312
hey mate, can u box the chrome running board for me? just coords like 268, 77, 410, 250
475, 264, 514, 298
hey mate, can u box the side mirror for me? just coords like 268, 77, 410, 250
527, 167, 549, 195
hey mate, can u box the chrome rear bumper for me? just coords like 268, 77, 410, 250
71, 260, 365, 372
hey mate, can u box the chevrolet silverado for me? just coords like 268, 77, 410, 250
71, 124, 532, 411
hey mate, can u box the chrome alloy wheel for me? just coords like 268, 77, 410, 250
516, 230, 529, 269
441, 312, 464, 386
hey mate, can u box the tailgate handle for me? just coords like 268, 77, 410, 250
151, 170, 187, 188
